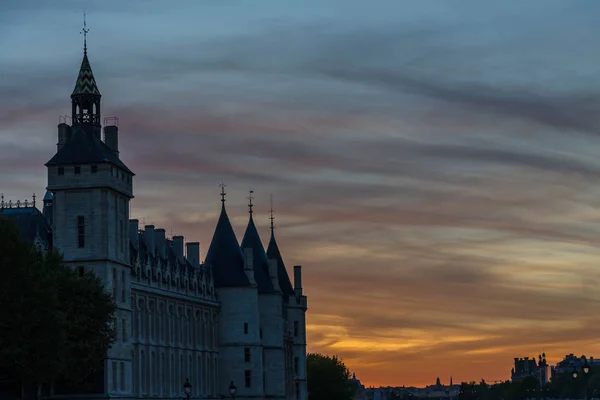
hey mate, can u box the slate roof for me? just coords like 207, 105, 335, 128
266, 230, 295, 297
45, 125, 132, 173
0, 207, 51, 247
72, 52, 101, 97
240, 214, 277, 294
204, 204, 250, 288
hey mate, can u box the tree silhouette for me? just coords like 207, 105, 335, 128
307, 353, 355, 400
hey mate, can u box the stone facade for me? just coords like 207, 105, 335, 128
5, 42, 308, 400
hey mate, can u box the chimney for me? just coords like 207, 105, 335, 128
294, 265, 303, 296
154, 228, 166, 259
103, 125, 119, 157
186, 242, 200, 266
129, 219, 139, 249
268, 259, 280, 292
57, 123, 72, 152
145, 225, 155, 257
243, 248, 256, 285
172, 236, 184, 263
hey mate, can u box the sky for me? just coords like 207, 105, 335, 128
2, 0, 600, 388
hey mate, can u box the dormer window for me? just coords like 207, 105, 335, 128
58, 167, 64, 176
75, 166, 81, 174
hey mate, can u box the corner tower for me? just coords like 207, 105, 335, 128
240, 193, 285, 399
207, 186, 264, 400
44, 29, 134, 398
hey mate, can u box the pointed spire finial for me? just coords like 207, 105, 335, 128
219, 182, 227, 204
32, 193, 36, 208
248, 190, 254, 215
269, 194, 275, 231
81, 12, 89, 54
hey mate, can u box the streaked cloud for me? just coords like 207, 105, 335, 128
2, 0, 600, 387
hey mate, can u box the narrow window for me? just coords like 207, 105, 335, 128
244, 370, 251, 388
112, 361, 118, 391
74, 166, 81, 174
113, 268, 118, 299
294, 321, 299, 337
259, 328, 263, 339
91, 165, 98, 174
121, 270, 126, 302
295, 382, 300, 399
119, 362, 125, 391
120, 219, 124, 254
77, 216, 85, 248
294, 357, 299, 375
244, 322, 248, 334
122, 318, 127, 342
77, 266, 85, 277
244, 347, 251, 363
58, 167, 64, 175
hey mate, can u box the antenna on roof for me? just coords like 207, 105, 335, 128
219, 182, 227, 203
80, 12, 89, 54
269, 194, 275, 231
248, 190, 254, 215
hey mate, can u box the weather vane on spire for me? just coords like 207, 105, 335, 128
248, 190, 254, 215
81, 12, 89, 54
269, 194, 275, 230
219, 182, 227, 203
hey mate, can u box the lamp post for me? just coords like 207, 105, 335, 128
573, 362, 591, 400
183, 378, 192, 400
229, 381, 237, 400
583, 361, 591, 400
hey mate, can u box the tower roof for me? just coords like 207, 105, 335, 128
266, 230, 294, 297
240, 214, 277, 294
72, 52, 100, 97
45, 125, 132, 172
205, 204, 250, 288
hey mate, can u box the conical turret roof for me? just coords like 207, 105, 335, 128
240, 215, 277, 294
205, 203, 250, 288
72, 52, 101, 96
266, 230, 294, 297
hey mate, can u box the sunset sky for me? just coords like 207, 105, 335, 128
3, 0, 600, 388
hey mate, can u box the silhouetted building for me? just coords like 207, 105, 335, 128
551, 354, 600, 378
3, 28, 308, 400
511, 353, 549, 384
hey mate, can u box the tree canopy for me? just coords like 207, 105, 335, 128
0, 219, 116, 396
307, 353, 355, 400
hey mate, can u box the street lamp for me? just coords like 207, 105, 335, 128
229, 381, 237, 399
183, 378, 192, 400
583, 361, 591, 375
573, 368, 579, 379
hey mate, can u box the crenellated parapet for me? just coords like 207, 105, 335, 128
128, 219, 216, 302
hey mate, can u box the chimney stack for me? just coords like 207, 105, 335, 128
294, 265, 303, 296
103, 125, 119, 157
57, 123, 72, 152
172, 236, 184, 263
268, 259, 280, 292
154, 228, 166, 259
243, 248, 256, 285
129, 219, 139, 249
186, 242, 200, 266
145, 225, 155, 257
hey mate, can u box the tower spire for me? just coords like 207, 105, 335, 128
269, 194, 275, 231
219, 182, 227, 204
81, 12, 89, 55
248, 190, 254, 215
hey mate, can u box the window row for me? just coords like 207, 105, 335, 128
132, 305, 217, 349
56, 165, 131, 184
133, 349, 217, 397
